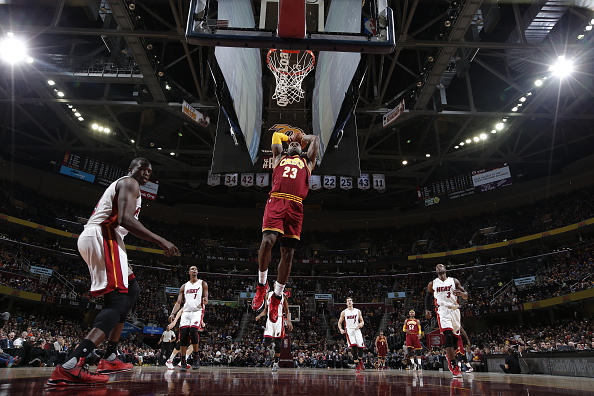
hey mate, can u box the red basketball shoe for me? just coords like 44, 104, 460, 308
451, 366, 462, 378
252, 283, 269, 311
96, 358, 133, 374
46, 358, 109, 387
268, 293, 282, 323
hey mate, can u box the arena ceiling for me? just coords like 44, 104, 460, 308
0, 0, 593, 211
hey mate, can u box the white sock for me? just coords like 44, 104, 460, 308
258, 270, 268, 285
169, 351, 178, 361
62, 357, 77, 370
417, 357, 422, 366
274, 281, 285, 296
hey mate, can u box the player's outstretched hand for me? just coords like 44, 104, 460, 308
160, 239, 179, 256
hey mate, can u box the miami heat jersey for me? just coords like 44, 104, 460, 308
403, 319, 421, 334
182, 279, 203, 312
341, 308, 362, 330
85, 176, 141, 239
270, 155, 310, 202
432, 277, 458, 308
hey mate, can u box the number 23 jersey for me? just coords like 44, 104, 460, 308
270, 155, 310, 202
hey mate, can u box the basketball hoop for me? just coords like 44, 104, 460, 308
266, 49, 315, 107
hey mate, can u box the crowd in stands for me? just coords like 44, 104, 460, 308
2, 178, 594, 262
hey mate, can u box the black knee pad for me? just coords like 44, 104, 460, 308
94, 291, 129, 336
179, 327, 191, 347
443, 330, 456, 348
189, 327, 199, 345
273, 339, 281, 354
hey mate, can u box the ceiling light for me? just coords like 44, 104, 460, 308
71, 108, 76, 112
131, 139, 135, 143
459, 142, 464, 146
480, 133, 487, 140
0, 35, 27, 64
74, 112, 81, 117
98, 126, 104, 132
425, 153, 431, 158
519, 97, 526, 102
526, 92, 532, 96
157, 147, 162, 150
512, 107, 518, 112
577, 34, 585, 40
170, 152, 175, 156
78, 117, 84, 121
47, 80, 55, 86
57, 91, 64, 97
25, 56, 33, 64
465, 139, 471, 144
92, 124, 98, 130
503, 118, 509, 122
549, 56, 574, 78
67, 104, 73, 108
585, 25, 592, 31
402, 160, 408, 165
534, 79, 543, 86
496, 122, 504, 130
454, 145, 459, 149
104, 128, 110, 133
473, 136, 480, 142
491, 129, 497, 134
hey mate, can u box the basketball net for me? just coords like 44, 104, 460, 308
266, 49, 315, 107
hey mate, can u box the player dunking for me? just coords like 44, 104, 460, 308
255, 290, 292, 372
47, 157, 178, 386
169, 266, 208, 371
425, 264, 468, 378
252, 126, 319, 323
338, 297, 366, 373
374, 331, 389, 370
403, 310, 423, 371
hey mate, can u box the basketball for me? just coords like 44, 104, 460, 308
290, 131, 308, 149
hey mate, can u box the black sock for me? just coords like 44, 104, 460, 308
71, 339, 96, 360
274, 356, 279, 363
105, 341, 118, 360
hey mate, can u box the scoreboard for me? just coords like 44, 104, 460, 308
418, 165, 512, 206
60, 151, 127, 186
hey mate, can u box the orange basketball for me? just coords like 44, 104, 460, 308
290, 131, 307, 149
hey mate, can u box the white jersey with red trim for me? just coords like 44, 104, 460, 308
182, 279, 204, 312
432, 277, 458, 309
341, 308, 362, 330
85, 176, 141, 239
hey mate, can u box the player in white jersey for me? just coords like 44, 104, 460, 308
425, 263, 468, 378
47, 158, 178, 387
255, 291, 292, 372
338, 297, 366, 373
169, 266, 209, 371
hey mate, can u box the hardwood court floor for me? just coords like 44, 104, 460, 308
1, 366, 594, 395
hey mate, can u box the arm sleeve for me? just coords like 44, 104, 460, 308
272, 132, 290, 145
424, 292, 434, 311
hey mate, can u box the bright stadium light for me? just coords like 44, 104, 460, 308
534, 79, 543, 87
496, 122, 504, 130
549, 56, 574, 78
402, 160, 408, 165
92, 124, 98, 130
480, 133, 487, 140
0, 34, 27, 64
473, 136, 480, 142
465, 139, 471, 144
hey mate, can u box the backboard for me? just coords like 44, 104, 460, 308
186, 0, 395, 54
